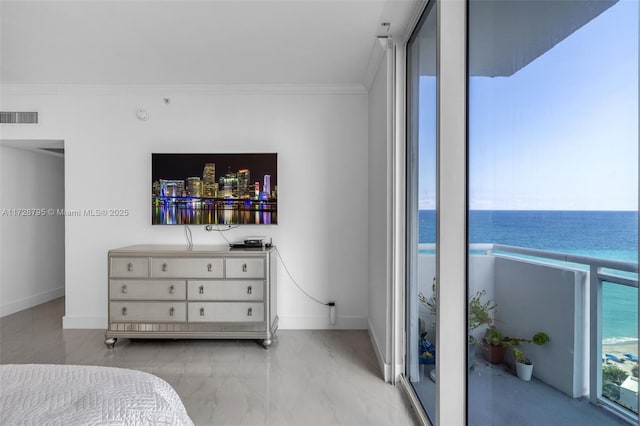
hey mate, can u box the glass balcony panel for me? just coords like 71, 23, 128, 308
468, 0, 638, 424
602, 280, 639, 416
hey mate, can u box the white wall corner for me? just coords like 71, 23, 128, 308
0, 287, 65, 318
369, 319, 392, 382
363, 40, 388, 92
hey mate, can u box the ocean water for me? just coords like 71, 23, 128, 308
418, 210, 638, 343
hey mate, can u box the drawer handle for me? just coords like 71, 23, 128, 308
200, 307, 205, 316
199, 285, 204, 294
127, 262, 133, 272
121, 284, 127, 294
247, 285, 252, 295
122, 307, 127, 316
207, 263, 212, 272
247, 307, 253, 317
169, 285, 175, 294
169, 307, 175, 316
162, 263, 168, 272
242, 263, 247, 272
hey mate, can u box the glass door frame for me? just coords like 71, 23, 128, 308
396, 0, 468, 424
398, 1, 640, 425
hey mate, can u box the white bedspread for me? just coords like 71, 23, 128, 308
0, 364, 194, 426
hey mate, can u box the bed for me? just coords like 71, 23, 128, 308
0, 364, 194, 425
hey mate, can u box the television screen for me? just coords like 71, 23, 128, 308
152, 153, 277, 225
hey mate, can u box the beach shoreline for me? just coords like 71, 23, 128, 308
603, 342, 639, 376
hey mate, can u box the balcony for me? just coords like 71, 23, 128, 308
413, 243, 638, 424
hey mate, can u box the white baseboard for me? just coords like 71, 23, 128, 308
61, 315, 367, 330
278, 315, 367, 330
62, 315, 106, 329
368, 319, 392, 382
0, 287, 65, 318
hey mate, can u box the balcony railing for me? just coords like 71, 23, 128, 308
418, 243, 639, 422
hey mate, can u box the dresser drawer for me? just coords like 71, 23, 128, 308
226, 258, 265, 278
151, 258, 224, 278
110, 302, 186, 322
110, 280, 186, 300
188, 302, 264, 322
110, 257, 149, 278
187, 280, 264, 301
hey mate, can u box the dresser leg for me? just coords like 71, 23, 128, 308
262, 338, 272, 349
105, 337, 118, 349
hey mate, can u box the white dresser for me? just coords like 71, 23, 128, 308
105, 245, 277, 349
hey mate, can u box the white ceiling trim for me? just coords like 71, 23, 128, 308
0, 139, 65, 159
1, 84, 369, 97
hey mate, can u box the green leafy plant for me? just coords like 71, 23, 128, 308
512, 337, 550, 366
483, 328, 549, 350
468, 289, 496, 333
417, 278, 438, 319
532, 332, 550, 345
418, 277, 497, 343
603, 364, 629, 386
513, 347, 530, 365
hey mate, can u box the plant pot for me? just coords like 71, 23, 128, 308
481, 343, 506, 364
516, 361, 534, 381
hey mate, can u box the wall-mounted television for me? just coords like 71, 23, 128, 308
152, 153, 277, 225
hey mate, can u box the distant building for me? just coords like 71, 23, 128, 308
202, 163, 216, 197
187, 177, 203, 197
159, 179, 185, 197
152, 181, 161, 196
263, 175, 271, 198
238, 169, 251, 197
219, 171, 238, 198
620, 376, 638, 410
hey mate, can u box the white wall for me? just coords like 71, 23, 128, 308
0, 85, 369, 329
495, 256, 588, 398
367, 46, 393, 380
0, 145, 65, 316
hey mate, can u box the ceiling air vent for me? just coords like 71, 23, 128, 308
0, 111, 38, 124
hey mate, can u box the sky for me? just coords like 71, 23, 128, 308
418, 0, 638, 211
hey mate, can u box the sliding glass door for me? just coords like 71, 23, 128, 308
402, 0, 638, 424
405, 1, 437, 422
467, 0, 639, 424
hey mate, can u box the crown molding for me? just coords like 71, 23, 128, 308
0, 83, 369, 97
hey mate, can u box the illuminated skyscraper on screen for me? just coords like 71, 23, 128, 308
202, 163, 216, 197
263, 175, 271, 198
238, 169, 251, 197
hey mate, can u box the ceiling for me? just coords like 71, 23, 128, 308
0, 0, 418, 87
414, 0, 618, 77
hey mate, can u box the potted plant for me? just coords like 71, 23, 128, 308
481, 328, 549, 366
418, 278, 497, 370
481, 327, 510, 364
467, 288, 497, 367
512, 332, 550, 381
513, 347, 534, 381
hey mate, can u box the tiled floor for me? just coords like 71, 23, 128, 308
0, 298, 416, 426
